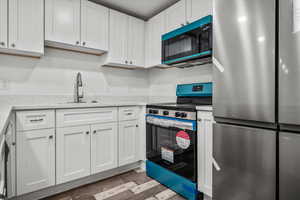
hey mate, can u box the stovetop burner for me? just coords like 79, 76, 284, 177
146, 83, 212, 120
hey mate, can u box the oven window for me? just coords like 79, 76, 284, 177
146, 123, 197, 182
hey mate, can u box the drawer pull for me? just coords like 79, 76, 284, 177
125, 113, 133, 116
86, 131, 90, 135
93, 130, 97, 134
30, 118, 44, 123
49, 135, 53, 139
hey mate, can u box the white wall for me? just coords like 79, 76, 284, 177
0, 48, 149, 97
148, 63, 213, 99
0, 48, 212, 101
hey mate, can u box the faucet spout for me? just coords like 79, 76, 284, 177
75, 72, 84, 103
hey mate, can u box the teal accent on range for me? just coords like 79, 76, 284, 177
146, 160, 198, 200
162, 15, 212, 41
162, 50, 212, 64
176, 82, 213, 97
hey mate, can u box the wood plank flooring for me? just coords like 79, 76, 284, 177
43, 170, 186, 200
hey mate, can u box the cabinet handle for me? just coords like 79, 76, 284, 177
76, 41, 80, 45
11, 43, 15, 48
130, 61, 133, 64
49, 135, 53, 139
86, 131, 90, 135
93, 130, 97, 134
197, 119, 202, 122
125, 60, 128, 64
0, 42, 5, 46
82, 42, 86, 46
30, 118, 44, 123
136, 125, 139, 127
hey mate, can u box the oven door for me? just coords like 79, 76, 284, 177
146, 115, 197, 182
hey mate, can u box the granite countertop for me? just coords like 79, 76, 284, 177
0, 101, 148, 137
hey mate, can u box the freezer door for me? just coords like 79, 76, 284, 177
213, 0, 276, 123
279, 0, 300, 125
279, 132, 300, 200
213, 123, 276, 200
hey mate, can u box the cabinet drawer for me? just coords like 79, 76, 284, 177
16, 110, 55, 131
118, 107, 139, 121
56, 107, 118, 127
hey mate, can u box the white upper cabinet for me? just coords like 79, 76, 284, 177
6, 0, 44, 56
164, 0, 186, 33
145, 12, 165, 68
0, 0, 7, 49
103, 9, 145, 68
91, 123, 118, 174
128, 16, 145, 67
56, 125, 91, 184
45, 0, 108, 54
186, 0, 212, 24
107, 9, 128, 65
45, 0, 81, 47
81, 0, 109, 51
17, 129, 55, 195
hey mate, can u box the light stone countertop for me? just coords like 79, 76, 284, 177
0, 101, 148, 137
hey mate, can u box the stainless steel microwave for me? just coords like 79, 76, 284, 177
162, 15, 212, 66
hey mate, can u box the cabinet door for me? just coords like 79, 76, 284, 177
9, 0, 44, 54
17, 129, 55, 195
128, 16, 145, 67
145, 12, 165, 67
197, 112, 213, 197
81, 0, 109, 51
56, 125, 91, 184
91, 123, 118, 174
108, 10, 128, 65
164, 0, 186, 33
118, 120, 139, 166
186, 0, 212, 24
0, 0, 7, 49
45, 0, 80, 46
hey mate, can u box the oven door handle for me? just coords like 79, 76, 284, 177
212, 157, 221, 171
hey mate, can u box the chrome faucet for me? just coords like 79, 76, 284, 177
74, 72, 84, 103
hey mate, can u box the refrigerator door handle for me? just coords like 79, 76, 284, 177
212, 57, 225, 73
212, 157, 221, 171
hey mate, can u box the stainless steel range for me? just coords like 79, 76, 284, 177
146, 82, 212, 200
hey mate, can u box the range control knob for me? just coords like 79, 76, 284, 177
153, 110, 159, 114
180, 113, 187, 118
163, 111, 169, 116
175, 112, 181, 117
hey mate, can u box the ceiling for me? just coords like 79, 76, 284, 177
90, 0, 180, 20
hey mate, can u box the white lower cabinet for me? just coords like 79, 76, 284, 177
56, 125, 91, 184
118, 120, 139, 166
197, 111, 213, 197
91, 123, 118, 174
17, 129, 55, 195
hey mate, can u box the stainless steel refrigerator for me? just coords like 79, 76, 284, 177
213, 0, 277, 199
278, 0, 300, 199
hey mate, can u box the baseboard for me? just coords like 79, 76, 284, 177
10, 161, 142, 200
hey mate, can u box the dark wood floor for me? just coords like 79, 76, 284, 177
43, 170, 186, 200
